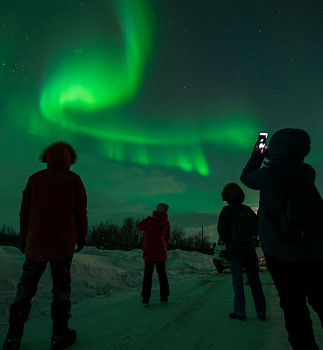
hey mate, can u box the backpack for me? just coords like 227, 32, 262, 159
279, 177, 323, 242
231, 205, 257, 243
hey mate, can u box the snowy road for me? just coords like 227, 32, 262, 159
1, 247, 323, 350
2, 271, 322, 350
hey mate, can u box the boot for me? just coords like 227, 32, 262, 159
229, 312, 246, 321
51, 301, 76, 350
51, 329, 77, 350
3, 301, 31, 350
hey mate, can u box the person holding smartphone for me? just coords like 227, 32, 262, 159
240, 129, 323, 350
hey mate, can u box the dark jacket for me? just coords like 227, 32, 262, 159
240, 128, 323, 261
217, 204, 258, 262
20, 143, 88, 261
138, 211, 170, 261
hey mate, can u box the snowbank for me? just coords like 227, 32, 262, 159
0, 246, 214, 324
1, 246, 323, 349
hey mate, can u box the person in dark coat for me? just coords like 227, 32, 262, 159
217, 183, 266, 321
3, 141, 88, 350
240, 128, 323, 350
138, 203, 170, 306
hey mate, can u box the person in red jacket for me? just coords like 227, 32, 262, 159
138, 203, 170, 306
3, 141, 88, 350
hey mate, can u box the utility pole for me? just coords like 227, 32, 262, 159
201, 225, 204, 243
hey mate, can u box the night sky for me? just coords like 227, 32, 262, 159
1, 0, 322, 238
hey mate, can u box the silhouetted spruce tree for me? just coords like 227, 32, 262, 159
0, 225, 20, 248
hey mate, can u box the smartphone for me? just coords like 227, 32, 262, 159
257, 132, 268, 152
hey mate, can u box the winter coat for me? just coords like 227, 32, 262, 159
138, 211, 170, 261
218, 204, 258, 262
240, 128, 323, 261
20, 143, 88, 261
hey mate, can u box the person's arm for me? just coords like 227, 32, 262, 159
19, 179, 32, 253
137, 217, 151, 231
217, 207, 232, 243
75, 177, 88, 252
164, 221, 170, 242
240, 151, 266, 190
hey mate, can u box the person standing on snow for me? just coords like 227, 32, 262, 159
217, 183, 266, 321
240, 128, 323, 350
138, 203, 170, 307
3, 141, 88, 350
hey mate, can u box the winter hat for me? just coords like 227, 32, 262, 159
268, 128, 311, 160
156, 203, 169, 213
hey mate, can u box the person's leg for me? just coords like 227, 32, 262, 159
304, 259, 323, 328
156, 261, 170, 302
244, 260, 266, 318
50, 258, 76, 349
141, 261, 155, 302
265, 254, 319, 350
50, 258, 73, 334
5, 260, 47, 345
228, 261, 246, 318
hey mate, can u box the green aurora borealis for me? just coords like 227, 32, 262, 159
34, 0, 259, 176
1, 0, 323, 232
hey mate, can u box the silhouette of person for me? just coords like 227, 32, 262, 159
218, 183, 266, 321
3, 141, 88, 350
241, 129, 323, 350
138, 203, 170, 306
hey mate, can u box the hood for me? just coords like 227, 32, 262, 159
156, 203, 169, 213
152, 211, 168, 223
268, 128, 311, 161
44, 142, 75, 170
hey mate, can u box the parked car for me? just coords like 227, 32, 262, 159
213, 238, 266, 273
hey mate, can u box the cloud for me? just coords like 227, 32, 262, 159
75, 154, 188, 223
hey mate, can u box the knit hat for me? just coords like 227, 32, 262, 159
156, 203, 169, 213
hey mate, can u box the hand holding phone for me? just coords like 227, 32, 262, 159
254, 132, 268, 153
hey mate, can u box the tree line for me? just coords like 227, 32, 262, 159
0, 219, 213, 255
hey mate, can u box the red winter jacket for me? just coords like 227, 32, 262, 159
138, 211, 170, 261
20, 144, 88, 261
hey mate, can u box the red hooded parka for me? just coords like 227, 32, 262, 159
138, 211, 170, 261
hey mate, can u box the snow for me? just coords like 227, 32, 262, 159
0, 246, 322, 349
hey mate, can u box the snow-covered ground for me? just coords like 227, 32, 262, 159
0, 246, 322, 350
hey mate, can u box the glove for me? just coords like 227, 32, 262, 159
20, 237, 26, 254
75, 239, 85, 253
